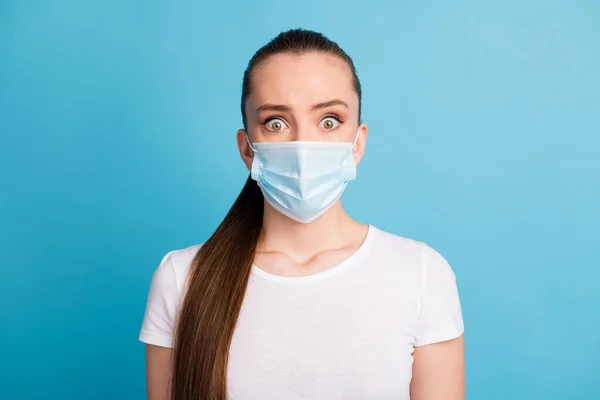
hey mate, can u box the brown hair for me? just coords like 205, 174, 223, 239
171, 28, 362, 399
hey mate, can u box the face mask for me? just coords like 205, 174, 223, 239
247, 132, 359, 224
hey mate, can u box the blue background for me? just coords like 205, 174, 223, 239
1, 0, 599, 399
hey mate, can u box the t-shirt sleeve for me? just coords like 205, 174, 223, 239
138, 251, 180, 348
415, 243, 465, 347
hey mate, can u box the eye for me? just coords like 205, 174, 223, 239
265, 118, 288, 131
320, 116, 341, 130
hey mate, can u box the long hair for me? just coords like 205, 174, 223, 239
171, 28, 362, 399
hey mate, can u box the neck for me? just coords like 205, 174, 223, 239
258, 200, 360, 255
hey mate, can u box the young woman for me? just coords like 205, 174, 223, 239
139, 29, 465, 400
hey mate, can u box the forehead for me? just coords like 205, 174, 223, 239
248, 52, 358, 112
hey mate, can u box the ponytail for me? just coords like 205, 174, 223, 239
170, 27, 361, 399
171, 176, 263, 399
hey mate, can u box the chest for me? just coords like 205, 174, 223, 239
226, 277, 419, 399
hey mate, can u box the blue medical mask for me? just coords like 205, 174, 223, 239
247, 132, 359, 223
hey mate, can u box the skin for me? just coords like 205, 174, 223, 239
146, 51, 465, 400
145, 345, 171, 400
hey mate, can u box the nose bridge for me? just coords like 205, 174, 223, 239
291, 118, 315, 178
293, 119, 319, 142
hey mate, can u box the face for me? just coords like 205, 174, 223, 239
237, 51, 368, 171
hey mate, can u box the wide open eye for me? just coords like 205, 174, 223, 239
319, 116, 341, 130
265, 118, 288, 131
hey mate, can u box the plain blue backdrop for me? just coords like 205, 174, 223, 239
1, 0, 599, 399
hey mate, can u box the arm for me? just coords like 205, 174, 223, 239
410, 335, 465, 400
139, 252, 179, 399
145, 344, 173, 400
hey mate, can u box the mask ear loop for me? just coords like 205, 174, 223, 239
245, 132, 257, 152
351, 129, 361, 150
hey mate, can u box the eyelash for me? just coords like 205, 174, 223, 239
260, 115, 344, 126
260, 116, 283, 126
323, 114, 343, 123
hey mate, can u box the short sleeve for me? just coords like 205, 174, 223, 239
415, 244, 465, 347
138, 251, 180, 348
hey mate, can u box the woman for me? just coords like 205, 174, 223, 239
139, 28, 465, 400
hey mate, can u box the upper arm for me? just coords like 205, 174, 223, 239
410, 335, 465, 400
410, 243, 465, 399
139, 252, 180, 399
146, 344, 173, 400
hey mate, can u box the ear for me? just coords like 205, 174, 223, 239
236, 129, 254, 171
353, 122, 368, 166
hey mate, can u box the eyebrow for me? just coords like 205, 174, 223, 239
311, 99, 349, 111
256, 99, 349, 114
256, 103, 292, 113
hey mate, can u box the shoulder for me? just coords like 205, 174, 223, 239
153, 243, 203, 293
369, 226, 455, 277
139, 243, 203, 347
370, 225, 423, 253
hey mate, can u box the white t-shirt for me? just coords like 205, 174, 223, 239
139, 225, 464, 399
